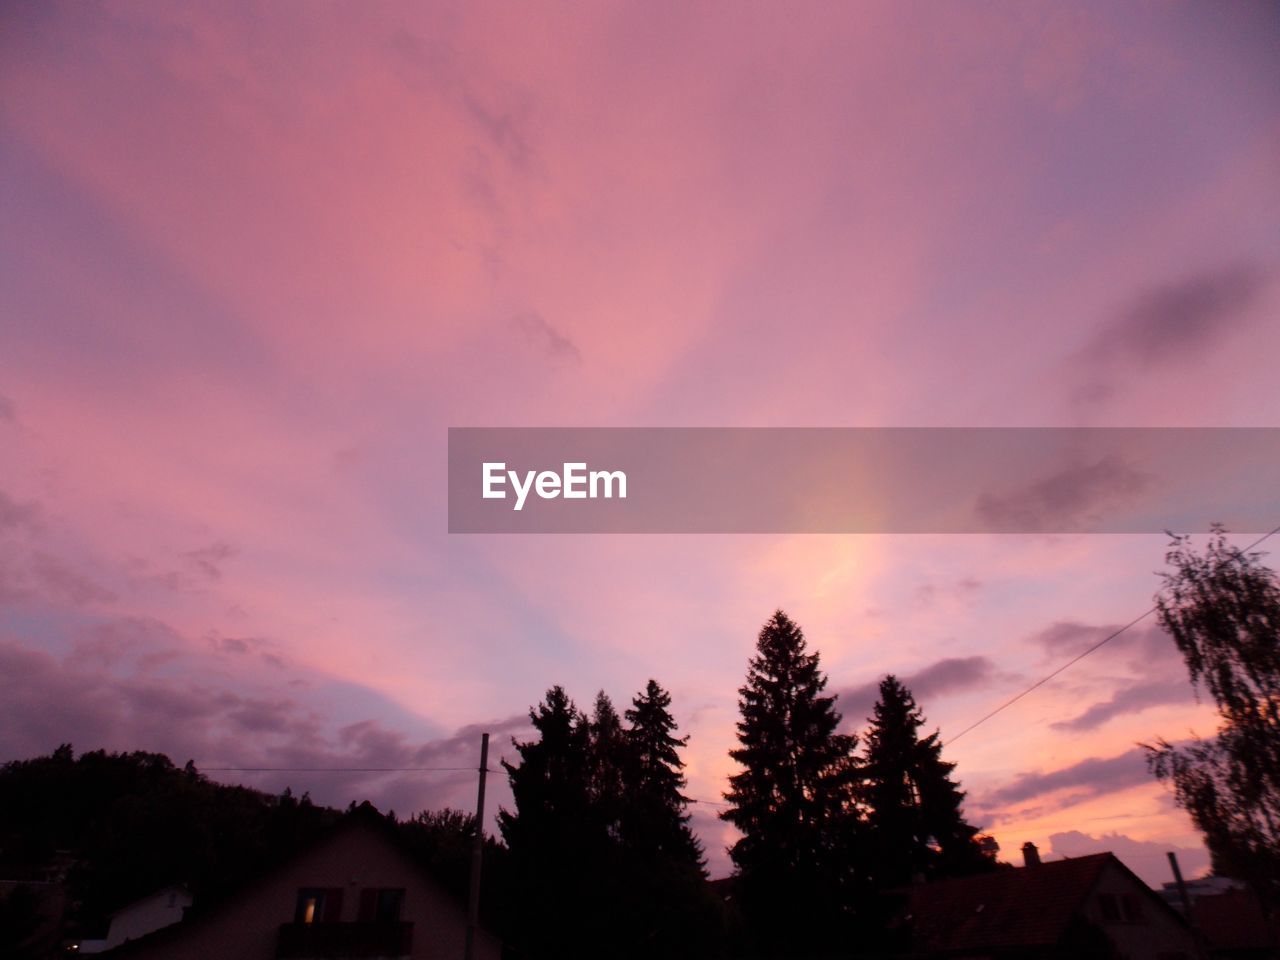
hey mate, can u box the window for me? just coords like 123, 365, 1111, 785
1097, 893, 1120, 923
358, 888, 405, 923
294, 888, 344, 924
1120, 894, 1145, 923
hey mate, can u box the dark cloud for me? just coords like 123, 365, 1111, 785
914, 578, 984, 607
511, 311, 582, 363
1032, 620, 1115, 657
1097, 264, 1268, 365
0, 637, 531, 821
1072, 263, 1270, 405
0, 490, 41, 532
0, 561, 33, 604
29, 552, 116, 606
985, 746, 1151, 808
183, 542, 238, 581
975, 455, 1148, 532
1048, 830, 1208, 888
1030, 621, 1177, 670
836, 655, 997, 727
1051, 678, 1192, 732
73, 616, 184, 668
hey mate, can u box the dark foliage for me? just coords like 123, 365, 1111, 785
1144, 526, 1280, 904
720, 610, 863, 954
0, 746, 338, 942
499, 683, 720, 959
860, 675, 994, 887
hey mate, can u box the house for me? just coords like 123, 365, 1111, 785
101, 809, 502, 960
895, 842, 1202, 959
1187, 888, 1279, 960
77, 884, 192, 953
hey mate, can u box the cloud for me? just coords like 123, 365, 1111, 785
511, 311, 582, 363
29, 552, 117, 606
985, 746, 1152, 808
0, 395, 14, 422
0, 490, 41, 533
1072, 263, 1270, 405
183, 542, 238, 581
1030, 621, 1177, 669
836, 655, 997, 726
1048, 829, 1209, 888
0, 637, 532, 820
1051, 678, 1193, 732
975, 455, 1148, 532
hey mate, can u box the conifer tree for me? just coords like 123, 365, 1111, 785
624, 678, 704, 870
498, 686, 598, 958
721, 610, 861, 950
588, 690, 628, 840
861, 675, 990, 887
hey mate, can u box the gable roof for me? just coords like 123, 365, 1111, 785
900, 853, 1184, 954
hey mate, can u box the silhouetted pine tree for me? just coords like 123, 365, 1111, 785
498, 686, 600, 959
500, 684, 721, 959
861, 675, 992, 888
624, 679, 704, 870
721, 610, 861, 952
588, 690, 628, 840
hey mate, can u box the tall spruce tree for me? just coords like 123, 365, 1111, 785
498, 686, 599, 959
588, 690, 628, 840
624, 678, 704, 870
861, 675, 991, 887
721, 610, 861, 950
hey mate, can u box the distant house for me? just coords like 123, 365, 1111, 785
895, 842, 1201, 959
78, 884, 192, 953
102, 811, 501, 960
1188, 888, 1279, 960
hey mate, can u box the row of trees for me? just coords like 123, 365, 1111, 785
499, 611, 995, 957
722, 610, 994, 953
498, 681, 716, 958
496, 529, 1280, 957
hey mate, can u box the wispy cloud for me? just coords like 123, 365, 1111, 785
0, 490, 41, 533
511, 311, 582, 364
975, 455, 1148, 532
1071, 263, 1271, 406
984, 746, 1152, 808
836, 655, 997, 728
1051, 678, 1192, 732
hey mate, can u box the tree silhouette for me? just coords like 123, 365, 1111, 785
1144, 527, 1280, 904
721, 610, 861, 951
861, 675, 992, 888
498, 686, 599, 958
624, 679, 703, 869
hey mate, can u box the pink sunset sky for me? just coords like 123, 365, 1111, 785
1, 1, 1278, 885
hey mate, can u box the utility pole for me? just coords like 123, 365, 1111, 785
464, 732, 489, 960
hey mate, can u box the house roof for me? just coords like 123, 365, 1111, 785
900, 853, 1176, 954
1192, 888, 1278, 952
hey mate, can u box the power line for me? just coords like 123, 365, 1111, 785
946, 523, 1280, 745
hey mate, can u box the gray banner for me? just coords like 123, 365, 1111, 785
447, 428, 1280, 534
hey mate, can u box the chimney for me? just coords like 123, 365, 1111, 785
1021, 841, 1041, 867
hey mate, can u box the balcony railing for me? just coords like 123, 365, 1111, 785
276, 921, 413, 958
